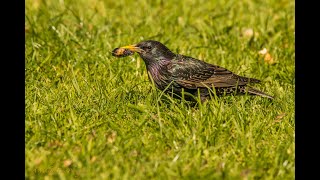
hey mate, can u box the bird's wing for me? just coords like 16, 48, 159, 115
167, 55, 247, 89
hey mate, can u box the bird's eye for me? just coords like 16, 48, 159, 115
143, 46, 152, 50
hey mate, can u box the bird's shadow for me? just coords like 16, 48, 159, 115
122, 87, 274, 111
121, 87, 199, 108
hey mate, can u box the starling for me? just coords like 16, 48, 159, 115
112, 40, 274, 101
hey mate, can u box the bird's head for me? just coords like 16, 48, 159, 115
118, 40, 176, 65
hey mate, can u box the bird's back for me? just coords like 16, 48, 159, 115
169, 54, 260, 86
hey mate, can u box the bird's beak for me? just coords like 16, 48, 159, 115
119, 44, 143, 53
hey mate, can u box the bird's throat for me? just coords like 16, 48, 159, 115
146, 60, 170, 89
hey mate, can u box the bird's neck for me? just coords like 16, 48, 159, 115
146, 59, 170, 75
145, 59, 171, 89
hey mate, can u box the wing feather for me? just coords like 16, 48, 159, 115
167, 55, 248, 89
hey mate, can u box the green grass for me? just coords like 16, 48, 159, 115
25, 0, 295, 179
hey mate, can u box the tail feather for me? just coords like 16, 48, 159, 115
241, 87, 274, 99
236, 75, 261, 84
247, 78, 261, 84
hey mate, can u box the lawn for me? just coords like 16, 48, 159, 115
25, 0, 295, 179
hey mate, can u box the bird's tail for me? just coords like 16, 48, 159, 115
236, 75, 261, 84
241, 87, 274, 99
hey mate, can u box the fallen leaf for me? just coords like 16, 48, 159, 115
34, 158, 42, 165
63, 159, 72, 167
48, 140, 64, 148
264, 53, 275, 64
258, 48, 268, 55
107, 131, 117, 144
242, 28, 254, 38
275, 113, 286, 122
258, 48, 276, 64
90, 156, 97, 163
130, 150, 138, 157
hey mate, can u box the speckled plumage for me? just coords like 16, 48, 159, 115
115, 40, 273, 101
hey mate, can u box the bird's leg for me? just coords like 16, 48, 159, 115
200, 96, 208, 103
